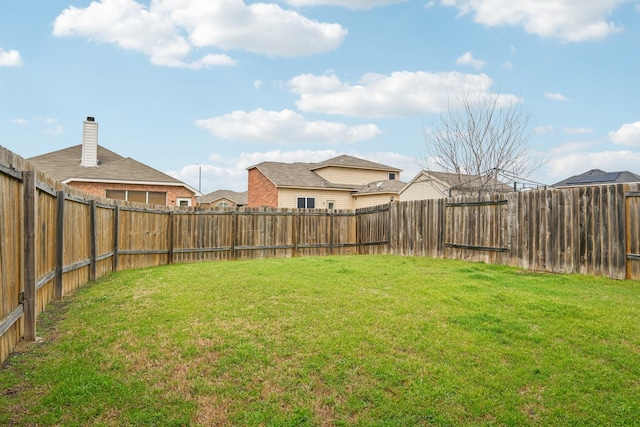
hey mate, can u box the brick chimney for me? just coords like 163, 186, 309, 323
81, 116, 98, 167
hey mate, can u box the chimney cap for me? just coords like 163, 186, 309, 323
86, 116, 95, 122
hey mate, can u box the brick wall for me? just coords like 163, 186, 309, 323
68, 181, 197, 207
248, 168, 278, 207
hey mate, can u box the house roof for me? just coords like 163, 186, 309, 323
353, 179, 407, 195
248, 155, 402, 192
199, 190, 248, 205
251, 161, 355, 191
309, 154, 402, 173
400, 170, 512, 195
28, 144, 197, 192
553, 169, 640, 187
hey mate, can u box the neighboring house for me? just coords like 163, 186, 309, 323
247, 154, 404, 209
198, 189, 248, 208
553, 169, 640, 188
28, 117, 199, 207
400, 170, 512, 201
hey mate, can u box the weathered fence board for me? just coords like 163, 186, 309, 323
0, 164, 24, 362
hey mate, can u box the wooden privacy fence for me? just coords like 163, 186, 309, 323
1, 144, 640, 364
372, 185, 640, 278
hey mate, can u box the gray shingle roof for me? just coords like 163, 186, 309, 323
310, 154, 401, 172
249, 155, 403, 191
253, 162, 355, 190
553, 169, 640, 187
353, 179, 407, 195
28, 144, 187, 186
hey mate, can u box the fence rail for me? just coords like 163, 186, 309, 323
1, 145, 640, 363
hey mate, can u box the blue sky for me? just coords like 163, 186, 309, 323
1, 0, 639, 193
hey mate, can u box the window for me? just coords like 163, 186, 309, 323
105, 189, 168, 205
177, 198, 192, 207
217, 201, 229, 208
105, 190, 126, 200
327, 201, 335, 210
389, 172, 396, 180
148, 192, 166, 205
297, 197, 315, 209
128, 191, 147, 204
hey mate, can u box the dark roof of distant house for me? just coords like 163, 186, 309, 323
28, 144, 196, 192
553, 169, 640, 187
199, 190, 248, 205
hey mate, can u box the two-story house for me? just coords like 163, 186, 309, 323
247, 155, 404, 209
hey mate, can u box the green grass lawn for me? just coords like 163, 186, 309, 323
1, 255, 639, 426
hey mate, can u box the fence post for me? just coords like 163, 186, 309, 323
23, 171, 37, 341
329, 212, 334, 255
355, 209, 360, 255
113, 205, 119, 272
55, 190, 65, 299
168, 211, 175, 265
231, 211, 237, 260
89, 200, 98, 281
625, 184, 632, 279
388, 202, 396, 255
293, 212, 299, 257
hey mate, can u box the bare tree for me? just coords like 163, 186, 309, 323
424, 88, 545, 194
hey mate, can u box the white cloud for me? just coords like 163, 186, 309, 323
544, 92, 568, 101
9, 118, 29, 126
534, 125, 554, 134
53, 0, 346, 68
43, 125, 65, 136
186, 54, 237, 69
8, 117, 64, 134
545, 147, 640, 181
254, 80, 263, 89
502, 60, 513, 69
289, 71, 520, 118
0, 48, 23, 66
440, 0, 626, 42
195, 109, 381, 143
563, 127, 594, 135
455, 51, 487, 70
284, 0, 408, 9
167, 149, 421, 193
609, 121, 640, 146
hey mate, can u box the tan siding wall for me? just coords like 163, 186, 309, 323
278, 188, 354, 209
68, 181, 196, 207
314, 167, 397, 186
248, 168, 278, 207
354, 193, 396, 209
399, 179, 448, 201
